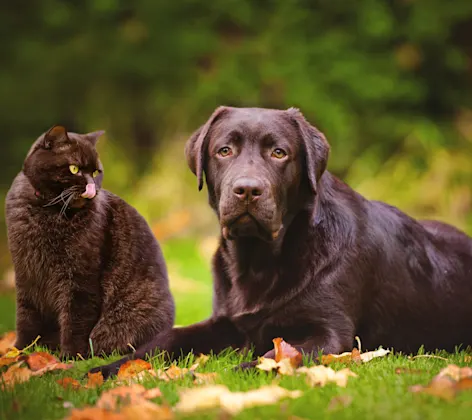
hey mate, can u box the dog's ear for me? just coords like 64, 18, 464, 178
286, 108, 330, 194
41, 125, 69, 149
185, 106, 229, 191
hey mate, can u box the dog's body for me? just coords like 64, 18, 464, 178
91, 107, 472, 377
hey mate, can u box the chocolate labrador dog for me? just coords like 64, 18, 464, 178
91, 106, 472, 377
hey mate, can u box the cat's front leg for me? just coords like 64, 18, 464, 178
89, 320, 132, 356
59, 291, 98, 358
15, 296, 43, 349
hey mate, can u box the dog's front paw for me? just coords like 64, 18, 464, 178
88, 359, 126, 379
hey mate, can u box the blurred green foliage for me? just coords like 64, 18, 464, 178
1, 0, 472, 277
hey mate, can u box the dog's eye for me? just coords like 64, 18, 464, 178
271, 148, 287, 159
69, 165, 80, 175
217, 147, 233, 157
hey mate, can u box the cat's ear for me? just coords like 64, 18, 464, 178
85, 130, 105, 146
42, 125, 69, 149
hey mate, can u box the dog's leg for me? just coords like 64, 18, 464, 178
88, 317, 245, 378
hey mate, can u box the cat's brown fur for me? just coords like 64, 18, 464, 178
5, 126, 175, 357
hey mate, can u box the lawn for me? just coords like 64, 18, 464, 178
1, 238, 472, 420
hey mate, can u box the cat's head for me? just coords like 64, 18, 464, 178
23, 125, 105, 207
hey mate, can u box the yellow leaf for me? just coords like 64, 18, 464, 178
256, 357, 295, 376
175, 385, 302, 415
86, 372, 104, 388
116, 359, 152, 380
297, 365, 357, 387
0, 332, 16, 356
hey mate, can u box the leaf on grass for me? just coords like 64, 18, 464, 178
97, 385, 148, 410
360, 348, 390, 363
26, 352, 59, 371
57, 378, 82, 390
256, 357, 296, 376
0, 355, 20, 367
465, 355, 472, 363
193, 372, 218, 385
31, 362, 73, 376
327, 395, 353, 411
157, 364, 189, 382
0, 332, 16, 356
297, 366, 357, 387
66, 407, 125, 420
189, 354, 210, 371
321, 346, 389, 365
86, 372, 104, 388
120, 401, 173, 420
410, 376, 457, 401
273, 338, 303, 367
438, 364, 472, 381
0, 362, 32, 389
142, 387, 163, 399
175, 385, 302, 415
116, 359, 152, 380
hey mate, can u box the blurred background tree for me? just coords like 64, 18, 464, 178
1, 0, 472, 325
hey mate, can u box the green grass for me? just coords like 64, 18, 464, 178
1, 239, 472, 419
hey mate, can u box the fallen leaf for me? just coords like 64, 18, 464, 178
65, 407, 125, 420
395, 368, 426, 375
410, 376, 457, 401
97, 385, 147, 410
297, 366, 357, 387
273, 338, 303, 367
86, 372, 104, 388
438, 364, 472, 381
31, 362, 73, 376
193, 372, 218, 385
327, 395, 353, 411
26, 352, 59, 371
142, 387, 163, 399
465, 355, 472, 363
457, 377, 472, 391
1, 363, 32, 389
321, 351, 355, 365
0, 355, 20, 367
157, 364, 189, 382
359, 348, 390, 363
175, 385, 302, 415
120, 401, 173, 420
0, 332, 16, 356
189, 354, 210, 371
116, 359, 152, 380
57, 378, 81, 390
256, 357, 295, 376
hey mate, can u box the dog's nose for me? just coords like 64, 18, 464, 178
233, 178, 264, 202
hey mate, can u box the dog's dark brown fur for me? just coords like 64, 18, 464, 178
91, 106, 472, 377
6, 126, 175, 357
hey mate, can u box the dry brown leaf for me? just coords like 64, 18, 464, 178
142, 387, 163, 399
175, 385, 302, 415
0, 355, 20, 367
193, 372, 218, 385
321, 347, 388, 365
464, 355, 472, 363
31, 362, 73, 376
65, 407, 125, 420
26, 352, 59, 371
157, 364, 189, 382
297, 366, 357, 387
438, 364, 472, 381
410, 376, 457, 401
359, 348, 390, 363
0, 332, 16, 356
327, 395, 353, 411
1, 362, 32, 389
57, 377, 81, 390
86, 372, 104, 388
256, 357, 295, 376
395, 367, 426, 375
457, 377, 472, 391
117, 360, 152, 380
96, 385, 147, 410
120, 401, 173, 420
189, 354, 210, 371
321, 351, 355, 365
273, 338, 303, 367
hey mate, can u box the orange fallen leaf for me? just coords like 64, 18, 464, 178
86, 372, 104, 388
120, 401, 173, 420
0, 332, 16, 356
410, 376, 457, 401
273, 338, 302, 367
65, 407, 125, 420
0, 355, 20, 367
322, 347, 389, 365
157, 364, 189, 382
193, 372, 218, 385
57, 377, 81, 390
31, 362, 73, 376
1, 363, 32, 389
26, 352, 59, 371
142, 387, 163, 399
457, 377, 472, 391
117, 359, 152, 380
438, 364, 472, 381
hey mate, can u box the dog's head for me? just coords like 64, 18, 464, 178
185, 107, 330, 241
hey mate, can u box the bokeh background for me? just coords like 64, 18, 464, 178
1, 0, 472, 332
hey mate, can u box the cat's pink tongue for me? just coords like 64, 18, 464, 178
81, 183, 96, 199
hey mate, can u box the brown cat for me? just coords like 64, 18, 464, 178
5, 125, 175, 357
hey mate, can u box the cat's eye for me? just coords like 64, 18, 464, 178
271, 148, 287, 159
93, 170, 100, 178
217, 146, 233, 157
69, 165, 79, 175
